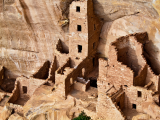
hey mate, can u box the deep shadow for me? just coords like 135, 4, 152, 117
90, 79, 97, 88
143, 40, 160, 75
33, 61, 50, 79
113, 38, 140, 77
0, 78, 16, 93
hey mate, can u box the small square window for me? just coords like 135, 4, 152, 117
132, 104, 136, 109
76, 6, 80, 12
77, 25, 81, 31
23, 86, 27, 94
78, 45, 82, 53
138, 91, 142, 97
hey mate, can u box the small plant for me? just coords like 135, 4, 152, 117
73, 111, 91, 120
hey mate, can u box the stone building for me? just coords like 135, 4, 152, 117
1, 0, 160, 120
97, 33, 160, 120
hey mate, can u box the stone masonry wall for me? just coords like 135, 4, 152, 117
112, 36, 146, 77
69, 0, 88, 60
8, 81, 20, 103
47, 56, 57, 83
55, 55, 97, 98
16, 76, 46, 98
107, 46, 134, 88
125, 86, 153, 112
134, 64, 148, 86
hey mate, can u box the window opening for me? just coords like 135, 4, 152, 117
132, 104, 136, 109
78, 45, 82, 53
23, 86, 27, 94
76, 6, 80, 12
138, 91, 142, 97
77, 25, 81, 31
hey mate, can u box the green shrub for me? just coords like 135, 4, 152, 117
73, 111, 91, 120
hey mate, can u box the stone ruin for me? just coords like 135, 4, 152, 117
0, 0, 160, 120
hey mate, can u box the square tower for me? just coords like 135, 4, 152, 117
69, 0, 101, 66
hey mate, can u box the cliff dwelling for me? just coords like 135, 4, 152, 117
0, 0, 160, 120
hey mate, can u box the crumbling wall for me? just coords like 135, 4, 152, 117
0, 66, 4, 85
33, 61, 50, 79
145, 66, 160, 93
55, 56, 96, 98
8, 81, 20, 103
7, 103, 23, 115
112, 36, 146, 77
47, 56, 57, 83
134, 64, 148, 86
100, 48, 134, 89
55, 59, 72, 98
125, 86, 153, 112
16, 76, 46, 98
55, 39, 69, 68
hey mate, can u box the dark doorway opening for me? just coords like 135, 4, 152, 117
23, 86, 27, 94
78, 45, 82, 53
77, 25, 81, 31
90, 79, 97, 88
76, 6, 80, 12
132, 104, 136, 109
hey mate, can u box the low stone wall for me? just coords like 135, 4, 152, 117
74, 80, 90, 92
16, 76, 46, 98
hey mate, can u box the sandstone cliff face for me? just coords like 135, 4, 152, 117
0, 0, 71, 78
0, 0, 160, 82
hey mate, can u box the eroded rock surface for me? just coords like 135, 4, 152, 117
0, 0, 160, 78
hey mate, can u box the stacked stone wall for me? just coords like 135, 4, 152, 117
16, 76, 46, 98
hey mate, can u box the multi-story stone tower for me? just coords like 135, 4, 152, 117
69, 0, 101, 66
